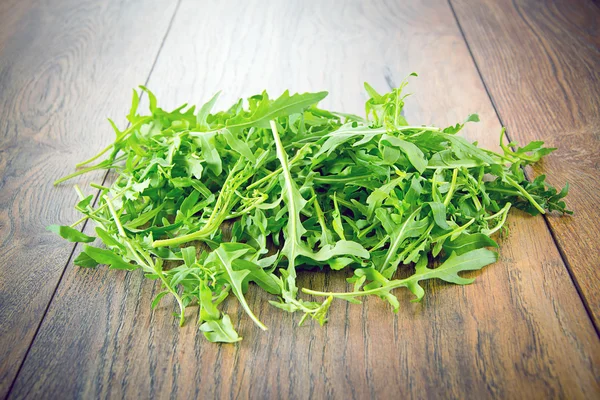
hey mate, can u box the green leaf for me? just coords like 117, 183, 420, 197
127, 89, 140, 123
151, 291, 170, 309
200, 315, 242, 343
380, 134, 427, 173
180, 191, 200, 218
95, 227, 124, 250
76, 195, 94, 210
443, 113, 480, 134
328, 257, 354, 271
364, 82, 382, 101
304, 249, 497, 304
47, 225, 95, 243
226, 90, 328, 130
181, 246, 196, 267
82, 245, 136, 270
443, 233, 498, 256
375, 207, 427, 274
199, 280, 220, 322
73, 251, 99, 268
316, 124, 386, 157
206, 243, 267, 330
196, 133, 222, 176
445, 134, 495, 164
428, 150, 483, 169
405, 249, 498, 301
222, 128, 256, 162
270, 120, 308, 297
139, 85, 157, 113
466, 113, 480, 123
186, 156, 204, 179
196, 91, 221, 130
233, 259, 281, 295
124, 203, 165, 230
332, 193, 346, 240
304, 240, 370, 261
426, 202, 450, 230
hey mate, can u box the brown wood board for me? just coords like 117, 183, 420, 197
0, 0, 178, 396
451, 0, 600, 326
5, 1, 599, 399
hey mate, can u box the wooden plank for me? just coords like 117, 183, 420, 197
0, 0, 178, 396
450, 0, 600, 325
9, 0, 600, 398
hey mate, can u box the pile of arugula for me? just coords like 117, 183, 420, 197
50, 75, 570, 343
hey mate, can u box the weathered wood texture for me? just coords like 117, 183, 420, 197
0, 0, 177, 396
6, 1, 599, 399
451, 0, 600, 326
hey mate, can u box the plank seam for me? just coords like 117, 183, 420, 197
4, 0, 184, 397
446, 0, 600, 338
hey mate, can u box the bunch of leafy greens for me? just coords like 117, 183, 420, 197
50, 75, 570, 343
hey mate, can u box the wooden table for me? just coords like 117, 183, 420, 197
1, 0, 599, 398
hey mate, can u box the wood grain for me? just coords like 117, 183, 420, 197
451, 0, 600, 326
0, 0, 178, 396
7, 0, 600, 399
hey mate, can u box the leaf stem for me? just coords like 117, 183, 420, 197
104, 195, 126, 237
505, 176, 545, 214
444, 169, 459, 207
75, 117, 151, 168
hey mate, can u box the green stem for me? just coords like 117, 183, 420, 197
484, 202, 512, 221
104, 196, 126, 237
369, 235, 389, 252
483, 203, 511, 236
358, 221, 378, 239
505, 176, 545, 214
432, 218, 475, 243
311, 191, 331, 242
75, 117, 151, 168
54, 155, 127, 185
90, 183, 110, 191
379, 206, 422, 273
246, 145, 309, 190
69, 186, 130, 228
224, 193, 267, 220
444, 169, 458, 207
270, 121, 298, 275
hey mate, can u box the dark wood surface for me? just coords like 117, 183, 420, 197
1, 0, 599, 399
451, 0, 600, 327
0, 0, 178, 396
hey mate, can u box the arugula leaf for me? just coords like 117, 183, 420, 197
443, 233, 498, 256
270, 120, 308, 299
196, 91, 221, 130
405, 249, 498, 301
206, 243, 267, 330
81, 245, 136, 270
375, 207, 427, 275
73, 251, 99, 268
222, 128, 256, 162
200, 315, 242, 343
426, 202, 450, 230
233, 259, 281, 295
226, 91, 327, 130
316, 124, 386, 157
380, 134, 427, 173
304, 248, 498, 304
47, 225, 95, 243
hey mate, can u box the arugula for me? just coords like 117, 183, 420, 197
51, 75, 570, 342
